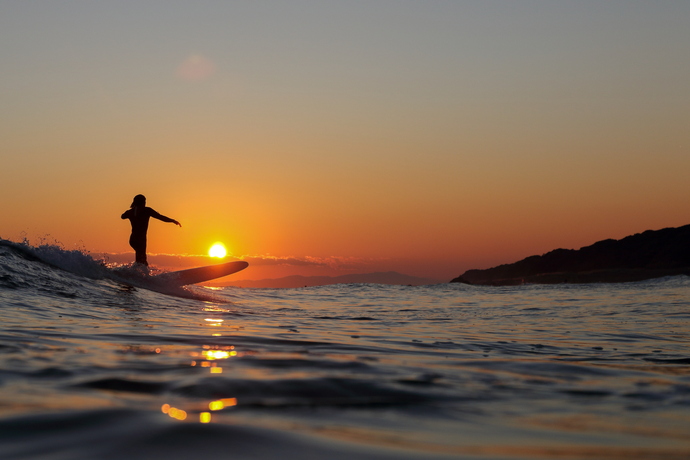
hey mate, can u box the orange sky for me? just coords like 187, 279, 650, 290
1, 2, 690, 281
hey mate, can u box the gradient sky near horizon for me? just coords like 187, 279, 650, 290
1, 1, 689, 281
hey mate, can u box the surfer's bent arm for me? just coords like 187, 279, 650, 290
149, 209, 182, 227
121, 210, 131, 219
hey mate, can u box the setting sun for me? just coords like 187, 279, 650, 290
208, 243, 227, 259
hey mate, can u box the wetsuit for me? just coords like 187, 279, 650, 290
121, 206, 177, 266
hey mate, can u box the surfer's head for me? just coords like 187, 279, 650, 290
131, 194, 146, 208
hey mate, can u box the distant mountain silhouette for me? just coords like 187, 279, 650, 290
451, 224, 690, 285
213, 271, 441, 288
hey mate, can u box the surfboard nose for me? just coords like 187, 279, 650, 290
153, 260, 249, 286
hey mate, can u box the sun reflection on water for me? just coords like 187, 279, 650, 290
162, 399, 237, 424
204, 349, 237, 360
161, 404, 187, 421
209, 398, 237, 410
161, 342, 242, 423
162, 395, 238, 424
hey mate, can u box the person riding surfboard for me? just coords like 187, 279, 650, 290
121, 194, 181, 266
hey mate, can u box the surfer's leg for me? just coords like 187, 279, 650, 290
135, 249, 148, 266
130, 235, 148, 266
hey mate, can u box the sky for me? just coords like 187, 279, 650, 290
1, 1, 689, 282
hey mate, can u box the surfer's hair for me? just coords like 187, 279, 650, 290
131, 194, 146, 208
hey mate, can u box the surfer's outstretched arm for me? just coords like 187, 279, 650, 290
149, 209, 182, 227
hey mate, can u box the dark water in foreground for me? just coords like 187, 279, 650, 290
1, 241, 689, 459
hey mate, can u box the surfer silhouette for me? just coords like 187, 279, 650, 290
121, 194, 181, 266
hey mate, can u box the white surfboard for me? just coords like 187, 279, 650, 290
152, 261, 248, 286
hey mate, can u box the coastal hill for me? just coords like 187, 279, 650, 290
451, 224, 690, 285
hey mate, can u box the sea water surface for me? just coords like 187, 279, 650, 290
0, 240, 689, 460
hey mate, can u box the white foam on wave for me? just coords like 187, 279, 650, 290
0, 239, 108, 279
34, 245, 111, 280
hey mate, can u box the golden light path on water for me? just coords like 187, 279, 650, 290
162, 309, 239, 424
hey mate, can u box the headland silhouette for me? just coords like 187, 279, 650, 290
452, 224, 690, 285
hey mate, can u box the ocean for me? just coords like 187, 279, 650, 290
0, 240, 689, 460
